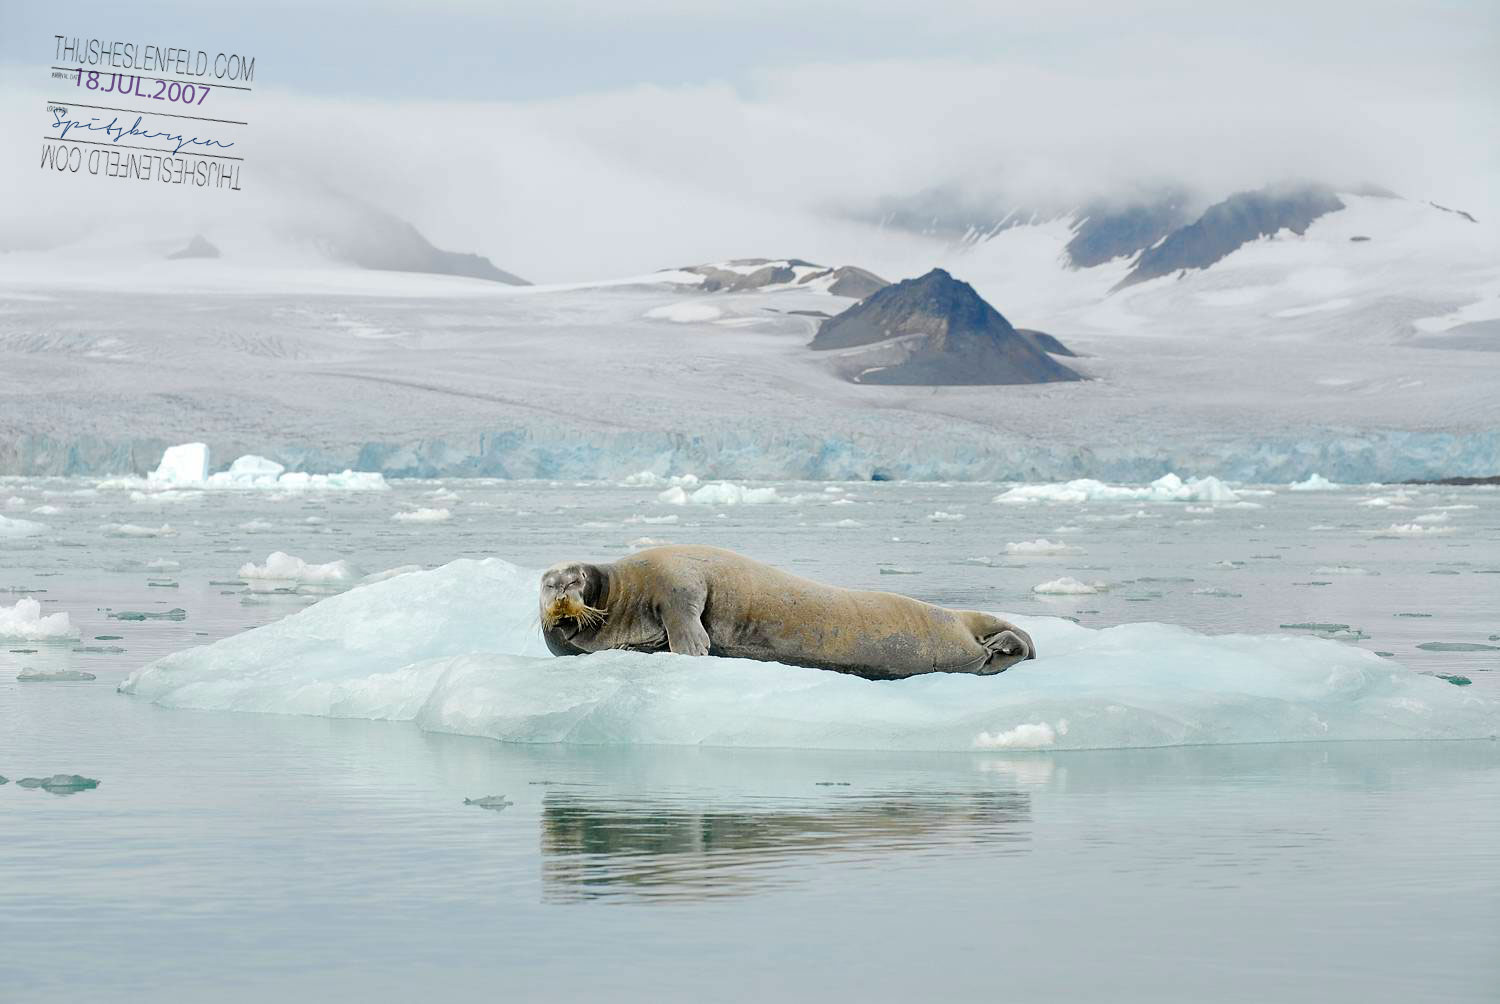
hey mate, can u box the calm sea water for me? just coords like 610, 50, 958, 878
2, 478, 1497, 1001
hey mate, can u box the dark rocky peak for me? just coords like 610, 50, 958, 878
810, 269, 1082, 385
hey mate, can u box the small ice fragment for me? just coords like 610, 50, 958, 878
974, 720, 1066, 749
1281, 622, 1349, 632
109, 608, 187, 621
628, 537, 670, 549
928, 511, 965, 522
1315, 566, 1378, 576
103, 523, 175, 538
1033, 577, 1103, 595
1288, 473, 1340, 491
1394, 613, 1432, 618
1377, 523, 1454, 536
17, 774, 100, 793
238, 519, 274, 532
1006, 539, 1083, 556
1433, 674, 1472, 686
18, 668, 97, 681
0, 514, 48, 537
1416, 642, 1500, 652
392, 507, 451, 523
239, 552, 363, 584
464, 795, 513, 811
878, 567, 919, 575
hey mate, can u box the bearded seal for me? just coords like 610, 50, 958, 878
539, 545, 1034, 680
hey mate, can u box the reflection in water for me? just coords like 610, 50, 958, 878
540, 789, 1031, 902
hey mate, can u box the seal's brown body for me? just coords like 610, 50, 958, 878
541, 546, 1034, 680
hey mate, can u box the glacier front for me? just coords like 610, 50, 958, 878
118, 558, 1499, 752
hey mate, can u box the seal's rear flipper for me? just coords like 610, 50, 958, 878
980, 627, 1035, 674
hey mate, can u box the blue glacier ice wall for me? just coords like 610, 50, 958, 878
9, 425, 1499, 482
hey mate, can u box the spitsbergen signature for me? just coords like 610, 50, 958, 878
48, 107, 235, 156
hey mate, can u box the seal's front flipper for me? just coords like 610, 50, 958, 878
979, 626, 1035, 674
663, 607, 711, 657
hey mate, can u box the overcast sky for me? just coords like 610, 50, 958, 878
3, 1, 1496, 279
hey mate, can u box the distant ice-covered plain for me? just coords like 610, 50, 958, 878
2, 470, 1497, 999
2, 194, 1497, 482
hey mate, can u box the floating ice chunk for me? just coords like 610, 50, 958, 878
150, 443, 209, 484
622, 471, 699, 488
624, 514, 679, 525
17, 774, 99, 793
1315, 565, 1378, 575
1033, 577, 1104, 595
1357, 495, 1414, 508
464, 795, 514, 811
203, 454, 286, 487
825, 519, 864, 528
119, 558, 1500, 752
31, 504, 61, 516
0, 598, 80, 641
238, 519, 274, 532
17, 668, 96, 681
975, 720, 1067, 749
659, 482, 784, 505
392, 507, 451, 523
275, 470, 388, 491
238, 551, 363, 584
628, 537, 670, 549
1413, 512, 1451, 524
4, 496, 25, 508
1379, 523, 1455, 536
0, 514, 47, 537
109, 608, 187, 621
1288, 474, 1340, 491
1416, 642, 1500, 653
994, 473, 1241, 505
1006, 539, 1083, 556
103, 523, 175, 538
928, 511, 965, 522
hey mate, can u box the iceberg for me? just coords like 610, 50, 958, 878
994, 473, 1242, 505
149, 442, 210, 484
0, 598, 80, 641
119, 558, 1499, 752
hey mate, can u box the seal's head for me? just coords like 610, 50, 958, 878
539, 561, 608, 640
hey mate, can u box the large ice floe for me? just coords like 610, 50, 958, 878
993, 473, 1245, 505
120, 558, 1498, 751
